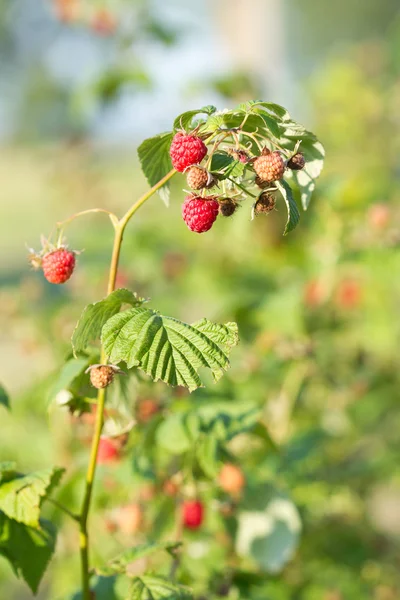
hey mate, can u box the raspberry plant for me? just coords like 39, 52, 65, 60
2, 101, 323, 599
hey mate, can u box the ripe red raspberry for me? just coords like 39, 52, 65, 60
182, 500, 204, 530
97, 437, 120, 465
253, 149, 285, 183
42, 248, 75, 284
287, 152, 305, 170
182, 196, 219, 233
170, 133, 207, 172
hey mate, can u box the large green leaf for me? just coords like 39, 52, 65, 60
101, 308, 239, 392
98, 542, 181, 576
129, 576, 192, 600
72, 288, 145, 356
0, 384, 9, 410
0, 467, 64, 528
0, 515, 57, 594
173, 105, 216, 132
137, 132, 174, 206
0, 463, 17, 485
276, 180, 300, 235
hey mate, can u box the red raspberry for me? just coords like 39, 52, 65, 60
97, 438, 120, 465
42, 248, 75, 284
182, 500, 204, 530
182, 196, 219, 233
170, 133, 207, 172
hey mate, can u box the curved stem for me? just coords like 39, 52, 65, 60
78, 168, 177, 600
57, 208, 119, 229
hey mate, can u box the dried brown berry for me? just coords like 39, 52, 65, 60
287, 152, 305, 170
253, 150, 285, 183
255, 193, 276, 214
88, 365, 115, 389
255, 175, 269, 189
219, 198, 238, 217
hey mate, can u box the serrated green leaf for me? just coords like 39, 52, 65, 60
238, 100, 289, 120
0, 467, 64, 528
173, 105, 216, 132
98, 542, 181, 577
134, 575, 193, 600
0, 384, 10, 410
276, 180, 300, 235
101, 308, 238, 392
72, 289, 145, 356
138, 132, 174, 206
129, 578, 145, 600
0, 515, 56, 594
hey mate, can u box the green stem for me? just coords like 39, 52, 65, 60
78, 168, 177, 599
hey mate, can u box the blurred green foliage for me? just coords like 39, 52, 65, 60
1, 3, 400, 600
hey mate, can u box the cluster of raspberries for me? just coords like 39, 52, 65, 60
170, 131, 305, 234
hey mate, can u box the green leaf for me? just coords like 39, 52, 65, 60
130, 576, 192, 600
0, 467, 64, 528
138, 132, 174, 206
101, 308, 239, 392
238, 100, 289, 120
72, 289, 145, 356
155, 414, 192, 454
210, 153, 245, 179
0, 515, 57, 594
196, 433, 219, 478
276, 180, 300, 235
99, 542, 181, 577
0, 463, 17, 485
0, 384, 10, 410
236, 497, 301, 573
48, 357, 89, 402
173, 105, 216, 132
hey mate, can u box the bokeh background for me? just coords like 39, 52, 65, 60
1, 0, 400, 598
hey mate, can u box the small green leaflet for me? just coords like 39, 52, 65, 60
173, 105, 216, 132
137, 132, 174, 206
129, 576, 193, 600
98, 541, 181, 576
0, 467, 64, 528
72, 288, 145, 356
101, 308, 239, 392
210, 153, 245, 179
0, 515, 57, 594
276, 180, 300, 235
0, 384, 10, 410
48, 357, 89, 402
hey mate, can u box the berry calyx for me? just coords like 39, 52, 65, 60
182, 500, 204, 530
42, 248, 76, 284
287, 152, 306, 170
218, 463, 245, 496
170, 133, 207, 172
186, 166, 215, 190
219, 198, 238, 217
182, 195, 219, 233
254, 192, 276, 214
253, 149, 285, 183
